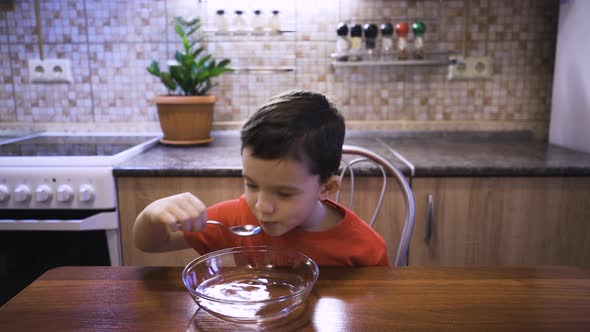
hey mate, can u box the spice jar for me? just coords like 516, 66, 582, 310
411, 21, 426, 59
269, 10, 281, 32
336, 23, 351, 61
380, 23, 394, 59
232, 10, 247, 32
252, 10, 265, 32
395, 22, 409, 60
349, 23, 363, 61
363, 23, 378, 60
214, 10, 228, 33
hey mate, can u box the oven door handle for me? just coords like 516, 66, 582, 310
0, 210, 118, 231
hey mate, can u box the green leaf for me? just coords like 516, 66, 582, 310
185, 17, 200, 26
175, 51, 185, 64
159, 72, 176, 92
208, 66, 233, 77
174, 24, 185, 38
174, 16, 186, 26
186, 27, 199, 37
147, 60, 161, 77
196, 54, 212, 68
152, 16, 231, 96
205, 59, 216, 70
192, 47, 204, 59
181, 34, 190, 52
218, 59, 231, 68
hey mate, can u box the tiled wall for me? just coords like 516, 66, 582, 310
0, 0, 558, 138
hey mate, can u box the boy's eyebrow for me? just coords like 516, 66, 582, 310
241, 174, 302, 192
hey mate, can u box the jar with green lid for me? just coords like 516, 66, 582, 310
412, 21, 426, 59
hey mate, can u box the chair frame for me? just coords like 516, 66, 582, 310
338, 145, 416, 267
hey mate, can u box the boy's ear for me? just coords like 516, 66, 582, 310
320, 175, 340, 199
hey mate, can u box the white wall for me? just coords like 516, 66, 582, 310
549, 0, 590, 153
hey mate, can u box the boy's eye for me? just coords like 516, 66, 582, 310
277, 192, 294, 198
245, 183, 258, 190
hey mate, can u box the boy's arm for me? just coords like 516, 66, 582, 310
133, 192, 208, 252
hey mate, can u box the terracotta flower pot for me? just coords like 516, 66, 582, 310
154, 95, 217, 145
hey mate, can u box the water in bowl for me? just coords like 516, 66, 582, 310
195, 269, 306, 321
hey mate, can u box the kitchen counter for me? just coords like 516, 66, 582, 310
113, 131, 411, 177
113, 131, 590, 177
379, 131, 590, 176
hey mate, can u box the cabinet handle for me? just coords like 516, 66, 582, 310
425, 193, 435, 243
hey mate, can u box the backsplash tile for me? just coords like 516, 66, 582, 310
3, 0, 87, 44
0, 43, 15, 121
89, 42, 167, 122
4, 0, 37, 44
296, 0, 338, 41
9, 43, 93, 122
85, 0, 167, 43
0, 0, 559, 139
0, 12, 9, 44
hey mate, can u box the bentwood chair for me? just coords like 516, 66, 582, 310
336, 145, 416, 267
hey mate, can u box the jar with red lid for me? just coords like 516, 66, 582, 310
395, 22, 409, 60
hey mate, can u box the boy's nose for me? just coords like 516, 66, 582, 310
255, 195, 274, 214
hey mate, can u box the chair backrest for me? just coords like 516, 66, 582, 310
335, 145, 416, 267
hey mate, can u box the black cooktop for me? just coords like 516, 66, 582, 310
0, 135, 158, 157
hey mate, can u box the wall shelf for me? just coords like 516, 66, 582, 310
202, 28, 295, 36
330, 51, 456, 68
230, 66, 295, 73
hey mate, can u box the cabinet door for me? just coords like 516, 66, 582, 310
410, 177, 590, 267
333, 177, 407, 265
117, 177, 243, 266
118, 176, 407, 267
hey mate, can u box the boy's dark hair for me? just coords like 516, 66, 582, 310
240, 90, 345, 183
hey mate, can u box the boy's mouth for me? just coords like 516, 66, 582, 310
260, 221, 280, 227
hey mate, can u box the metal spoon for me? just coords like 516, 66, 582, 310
206, 220, 262, 236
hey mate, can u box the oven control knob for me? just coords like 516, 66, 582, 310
78, 184, 95, 202
35, 184, 54, 203
0, 184, 9, 202
57, 184, 74, 202
14, 184, 31, 202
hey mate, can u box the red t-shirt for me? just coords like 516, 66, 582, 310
184, 195, 389, 267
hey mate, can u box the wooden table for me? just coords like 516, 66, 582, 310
1, 266, 589, 331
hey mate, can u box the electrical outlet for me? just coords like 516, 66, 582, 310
447, 56, 492, 80
28, 59, 73, 83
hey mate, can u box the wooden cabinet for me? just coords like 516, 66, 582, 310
409, 177, 590, 267
117, 176, 406, 266
117, 177, 243, 266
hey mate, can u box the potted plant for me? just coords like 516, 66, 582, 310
147, 16, 233, 145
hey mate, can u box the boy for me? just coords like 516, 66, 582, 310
134, 90, 389, 266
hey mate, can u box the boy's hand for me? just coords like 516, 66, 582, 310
142, 192, 208, 232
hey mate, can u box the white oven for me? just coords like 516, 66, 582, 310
0, 132, 159, 304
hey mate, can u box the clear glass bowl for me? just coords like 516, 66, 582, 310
182, 246, 319, 324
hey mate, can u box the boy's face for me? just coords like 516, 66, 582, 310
241, 147, 326, 236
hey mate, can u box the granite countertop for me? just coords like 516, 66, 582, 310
113, 131, 411, 177
378, 131, 590, 176
113, 131, 590, 177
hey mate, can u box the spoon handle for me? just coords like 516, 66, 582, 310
205, 220, 226, 228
